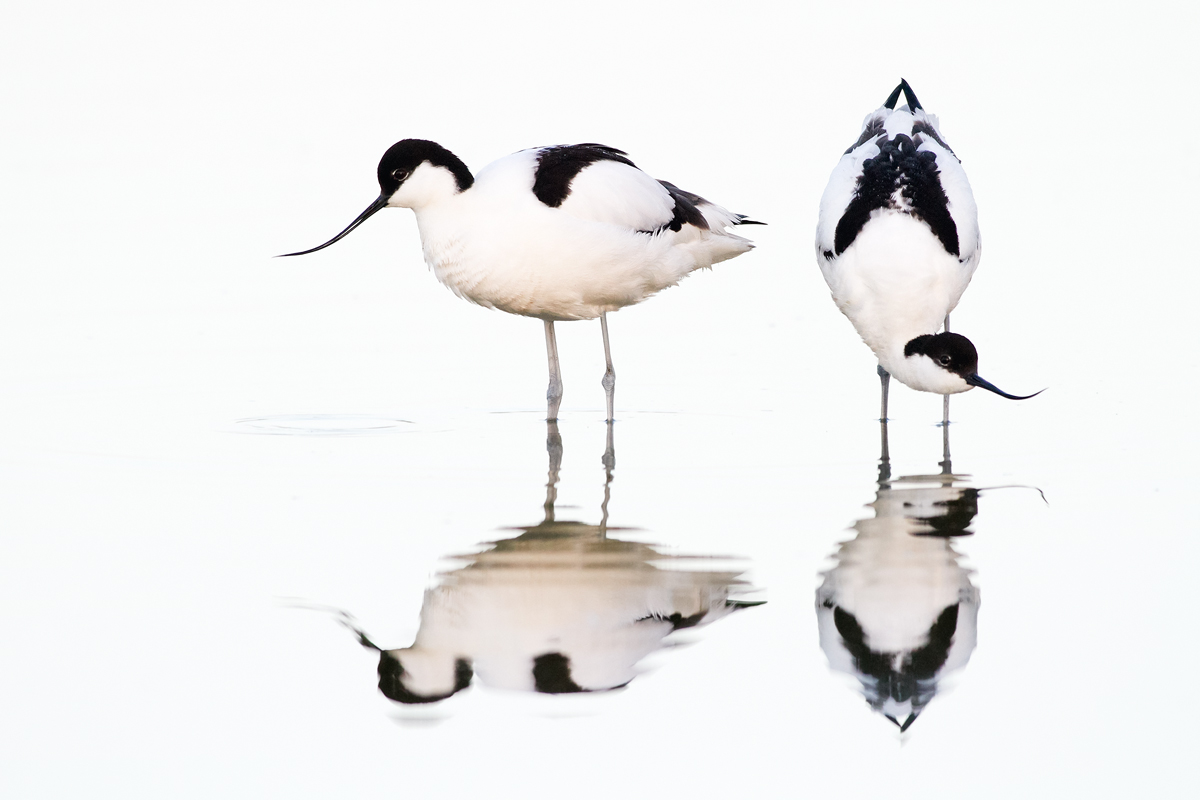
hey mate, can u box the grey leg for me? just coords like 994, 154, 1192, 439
940, 424, 952, 474
600, 312, 616, 422
877, 363, 891, 482
940, 313, 951, 467
877, 363, 890, 422
544, 320, 563, 421
941, 395, 952, 471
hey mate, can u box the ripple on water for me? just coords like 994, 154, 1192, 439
233, 414, 414, 436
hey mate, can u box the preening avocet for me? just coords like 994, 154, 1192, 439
816, 79, 1038, 422
282, 140, 761, 421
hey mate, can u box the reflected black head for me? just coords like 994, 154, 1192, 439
914, 489, 980, 537
376, 139, 474, 197
377, 652, 473, 705
904, 332, 978, 377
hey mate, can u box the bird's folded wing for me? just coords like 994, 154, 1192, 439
556, 160, 677, 233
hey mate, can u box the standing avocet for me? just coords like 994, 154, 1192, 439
816, 80, 1038, 423
282, 140, 761, 421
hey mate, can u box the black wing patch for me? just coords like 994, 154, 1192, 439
532, 652, 587, 694
834, 604, 959, 683
832, 601, 960, 726
532, 144, 638, 208
905, 605, 959, 679
913, 120, 957, 160
834, 133, 959, 257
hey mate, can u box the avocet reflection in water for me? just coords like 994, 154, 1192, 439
329, 422, 761, 706
816, 423, 1038, 733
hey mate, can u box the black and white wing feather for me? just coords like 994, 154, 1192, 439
533, 144, 755, 236
817, 93, 979, 267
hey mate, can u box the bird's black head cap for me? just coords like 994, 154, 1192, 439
377, 652, 473, 705
905, 332, 978, 377
377, 139, 474, 196
906, 332, 1044, 400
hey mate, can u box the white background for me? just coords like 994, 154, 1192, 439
1, 1, 1196, 797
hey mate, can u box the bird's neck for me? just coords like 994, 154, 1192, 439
874, 332, 925, 377
409, 193, 473, 278
879, 339, 939, 392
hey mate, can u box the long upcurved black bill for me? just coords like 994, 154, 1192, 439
277, 195, 389, 257
965, 374, 1044, 400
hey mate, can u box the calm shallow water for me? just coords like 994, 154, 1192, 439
2, 398, 1191, 797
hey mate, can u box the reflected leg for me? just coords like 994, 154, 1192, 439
599, 421, 615, 536
600, 312, 616, 422
544, 320, 563, 421
544, 420, 562, 522
878, 418, 891, 485
602, 421, 615, 472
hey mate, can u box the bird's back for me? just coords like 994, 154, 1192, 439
816, 100, 980, 354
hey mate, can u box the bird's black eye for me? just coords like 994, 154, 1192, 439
392, 168, 410, 181
938, 354, 953, 366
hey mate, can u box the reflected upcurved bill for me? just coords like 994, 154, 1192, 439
816, 426, 981, 733
339, 423, 761, 706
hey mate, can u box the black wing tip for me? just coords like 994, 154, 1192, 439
736, 216, 767, 226
884, 78, 922, 111
884, 83, 905, 109
726, 599, 767, 609
568, 143, 630, 157
900, 79, 922, 111
885, 713, 919, 732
